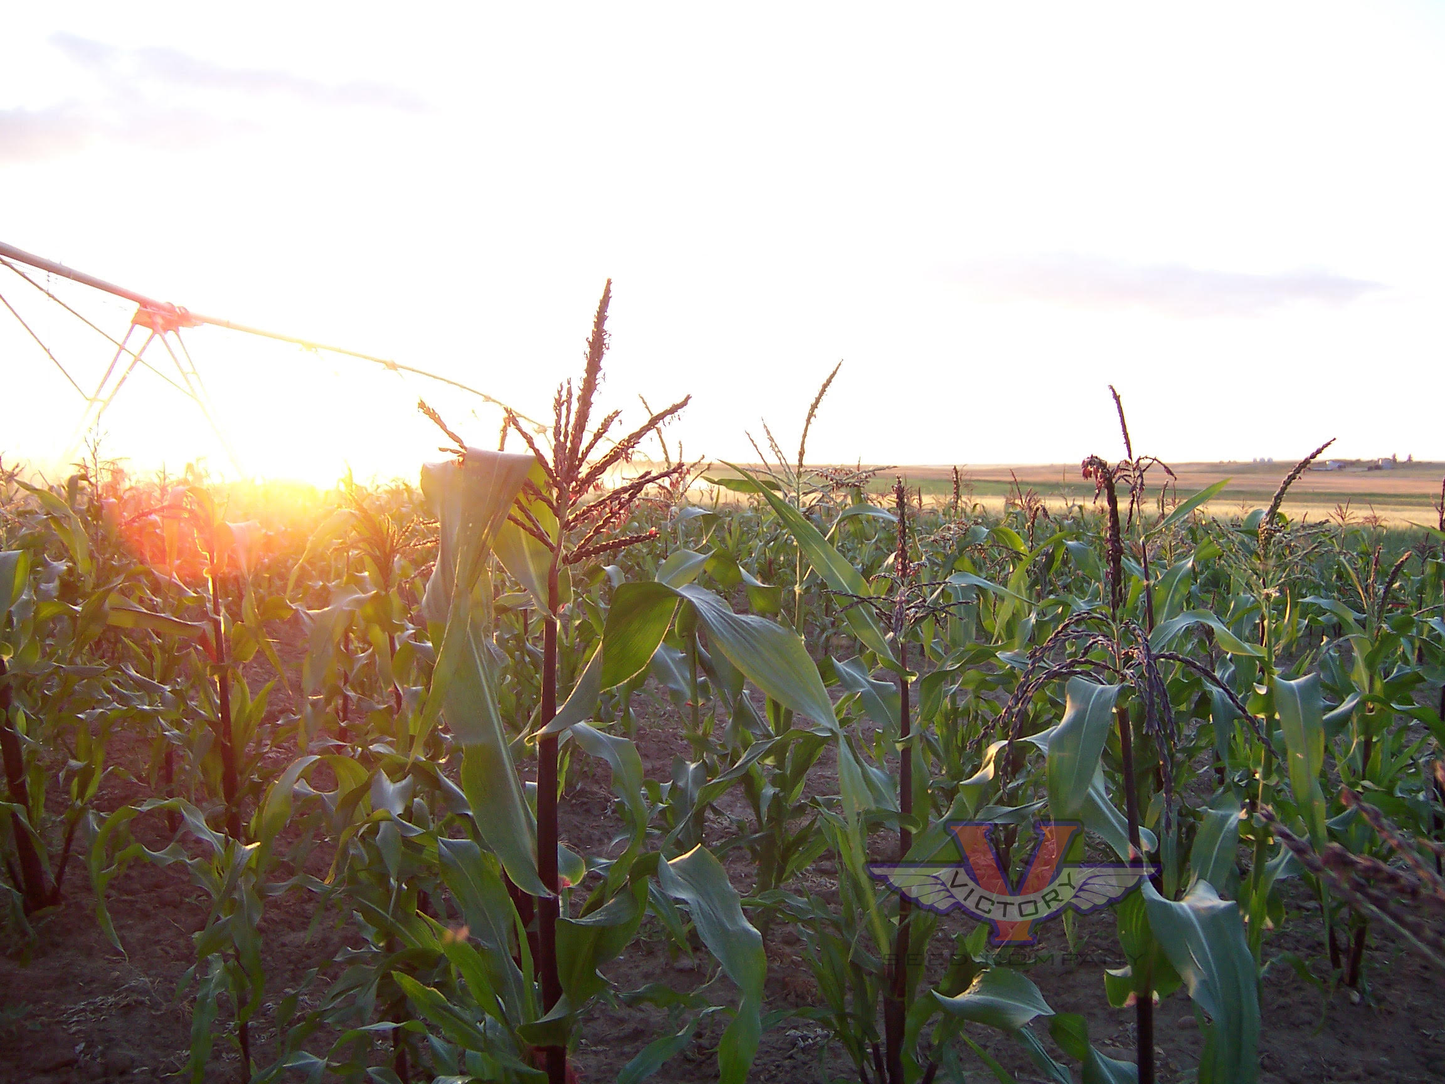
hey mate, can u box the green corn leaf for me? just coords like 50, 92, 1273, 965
728, 462, 899, 668
599, 582, 680, 688
1013, 1027, 1076, 1084
1065, 540, 1104, 581
568, 722, 647, 877
1045, 678, 1121, 821
493, 460, 556, 613
284, 508, 356, 597
255, 755, 319, 846
1300, 596, 1364, 635
1026, 726, 1155, 859
1190, 792, 1242, 897
536, 645, 603, 738
544, 580, 839, 741
421, 914, 501, 1022
706, 550, 782, 614
1152, 556, 1195, 624
15, 480, 90, 575
556, 878, 648, 1005
393, 972, 492, 1051
946, 570, 1034, 605
704, 474, 782, 493
678, 583, 838, 731
0, 549, 27, 618
934, 967, 1054, 1031
104, 596, 208, 639
1150, 610, 1262, 656
418, 450, 544, 896
1150, 479, 1231, 535
1048, 1013, 1138, 1084
831, 503, 895, 525
658, 846, 766, 1084
830, 655, 899, 732
419, 449, 539, 625
1274, 672, 1328, 848
437, 838, 529, 1019
655, 548, 711, 587
617, 1011, 717, 1084
1142, 880, 1259, 1084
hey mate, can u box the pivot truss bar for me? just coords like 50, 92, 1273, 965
0, 239, 540, 429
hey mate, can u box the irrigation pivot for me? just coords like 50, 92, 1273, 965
0, 239, 537, 471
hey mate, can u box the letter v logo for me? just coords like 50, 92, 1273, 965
950, 822, 1081, 943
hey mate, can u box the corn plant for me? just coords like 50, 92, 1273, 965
446, 280, 689, 1084
2, 470, 204, 929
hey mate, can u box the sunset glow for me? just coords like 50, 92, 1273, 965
3, 3, 1443, 483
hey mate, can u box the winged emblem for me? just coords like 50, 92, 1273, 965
869, 821, 1157, 944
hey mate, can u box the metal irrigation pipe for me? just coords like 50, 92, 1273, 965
0, 239, 545, 430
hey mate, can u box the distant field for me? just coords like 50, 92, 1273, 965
703, 460, 1445, 525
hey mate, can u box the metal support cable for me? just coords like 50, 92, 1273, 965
0, 288, 87, 398
88, 329, 155, 428
156, 331, 243, 475
2, 257, 196, 401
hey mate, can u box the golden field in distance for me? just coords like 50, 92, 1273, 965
705, 459, 1445, 526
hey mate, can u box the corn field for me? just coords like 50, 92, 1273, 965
3, 289, 1445, 1084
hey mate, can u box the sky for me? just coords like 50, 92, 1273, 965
2, 2, 1442, 486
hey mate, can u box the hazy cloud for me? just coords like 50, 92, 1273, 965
0, 105, 98, 161
49, 33, 425, 112
944, 253, 1384, 317
0, 99, 258, 163
1, 35, 423, 163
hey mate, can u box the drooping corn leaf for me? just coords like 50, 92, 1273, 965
658, 846, 766, 1084
934, 967, 1054, 1031
1142, 881, 1259, 1084
104, 596, 208, 639
1026, 724, 1156, 860
552, 579, 841, 735
438, 837, 531, 1021
418, 450, 544, 895
1048, 1012, 1139, 1084
1150, 610, 1262, 657
556, 877, 648, 1004
569, 721, 647, 887
493, 459, 556, 614
678, 583, 838, 732
535, 644, 604, 739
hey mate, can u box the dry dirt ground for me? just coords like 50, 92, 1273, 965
3, 635, 1445, 1083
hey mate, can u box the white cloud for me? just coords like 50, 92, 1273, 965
943, 254, 1385, 318
0, 34, 423, 163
